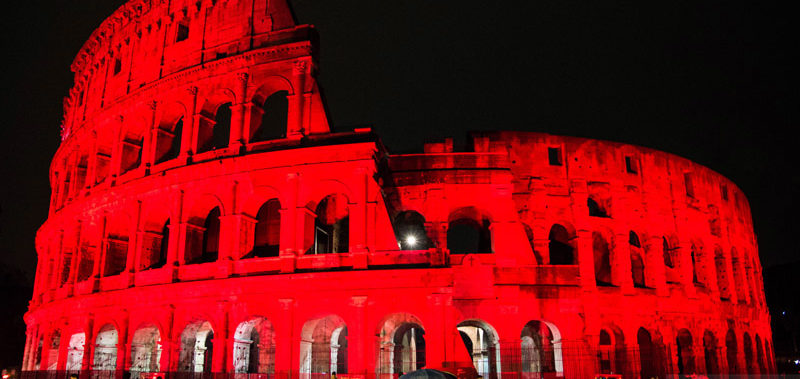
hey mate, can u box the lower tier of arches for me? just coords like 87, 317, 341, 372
22, 269, 775, 378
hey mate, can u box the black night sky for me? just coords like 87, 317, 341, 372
0, 0, 798, 366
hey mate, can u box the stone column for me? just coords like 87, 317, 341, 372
142, 101, 157, 173
614, 231, 634, 293
287, 60, 307, 139
109, 116, 125, 182
228, 73, 248, 152
181, 86, 198, 161
275, 299, 295, 375
576, 229, 596, 291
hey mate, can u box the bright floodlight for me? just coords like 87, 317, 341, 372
405, 235, 418, 248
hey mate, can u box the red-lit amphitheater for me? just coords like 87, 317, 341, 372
21, 0, 775, 378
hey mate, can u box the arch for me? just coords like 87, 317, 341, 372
629, 231, 646, 288
731, 248, 747, 302
178, 320, 215, 372
743, 332, 754, 374
756, 334, 766, 374
251, 90, 289, 142
185, 194, 225, 264
103, 211, 133, 277
47, 329, 61, 370
300, 314, 348, 376
703, 330, 719, 374
457, 319, 501, 379
130, 323, 161, 375
154, 101, 186, 164
725, 329, 738, 374
247, 198, 281, 258
65, 331, 86, 374
593, 231, 613, 286
520, 320, 562, 375
548, 223, 575, 265
119, 120, 146, 175
597, 327, 626, 375
393, 210, 431, 250
233, 317, 275, 374
377, 313, 425, 375
520, 223, 542, 264
637, 327, 666, 379
714, 246, 731, 300
447, 206, 492, 254
309, 193, 349, 255
251, 76, 294, 105
92, 324, 118, 371
676, 328, 695, 375
197, 89, 236, 153
587, 197, 609, 217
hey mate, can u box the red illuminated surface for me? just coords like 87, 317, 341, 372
22, 0, 775, 377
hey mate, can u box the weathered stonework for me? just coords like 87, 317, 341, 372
23, 0, 774, 377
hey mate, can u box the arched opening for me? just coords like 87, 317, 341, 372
715, 247, 730, 300
92, 324, 118, 372
34, 336, 43, 370
447, 207, 491, 254
65, 332, 86, 375
142, 220, 169, 270
312, 194, 349, 254
548, 224, 575, 265
179, 320, 214, 373
756, 334, 766, 374
520, 320, 562, 375
593, 232, 612, 286
299, 315, 348, 377
629, 231, 645, 287
637, 327, 665, 379
103, 216, 130, 277
233, 317, 275, 374
393, 211, 431, 250
119, 130, 144, 175
691, 244, 702, 284
248, 199, 281, 258
251, 91, 289, 142
393, 324, 425, 374
198, 103, 231, 153
457, 320, 500, 379
725, 330, 738, 374
47, 330, 61, 370
663, 237, 679, 284
587, 197, 609, 217
597, 328, 626, 375
743, 332, 755, 374
130, 324, 161, 376
189, 207, 220, 264
732, 248, 747, 302
703, 330, 719, 374
523, 223, 543, 264
155, 117, 183, 164
76, 237, 95, 283
676, 329, 695, 375
378, 314, 425, 375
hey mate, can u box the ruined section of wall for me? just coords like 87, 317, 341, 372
24, 0, 774, 377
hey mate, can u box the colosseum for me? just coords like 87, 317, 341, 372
21, 0, 774, 378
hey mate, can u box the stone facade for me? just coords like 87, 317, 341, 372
22, 0, 774, 377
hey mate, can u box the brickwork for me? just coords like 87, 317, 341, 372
23, 0, 774, 377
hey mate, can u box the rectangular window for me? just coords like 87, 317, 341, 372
175, 23, 189, 43
684, 172, 695, 198
625, 156, 637, 174
548, 147, 562, 166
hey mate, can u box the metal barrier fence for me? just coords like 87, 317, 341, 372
20, 344, 778, 379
